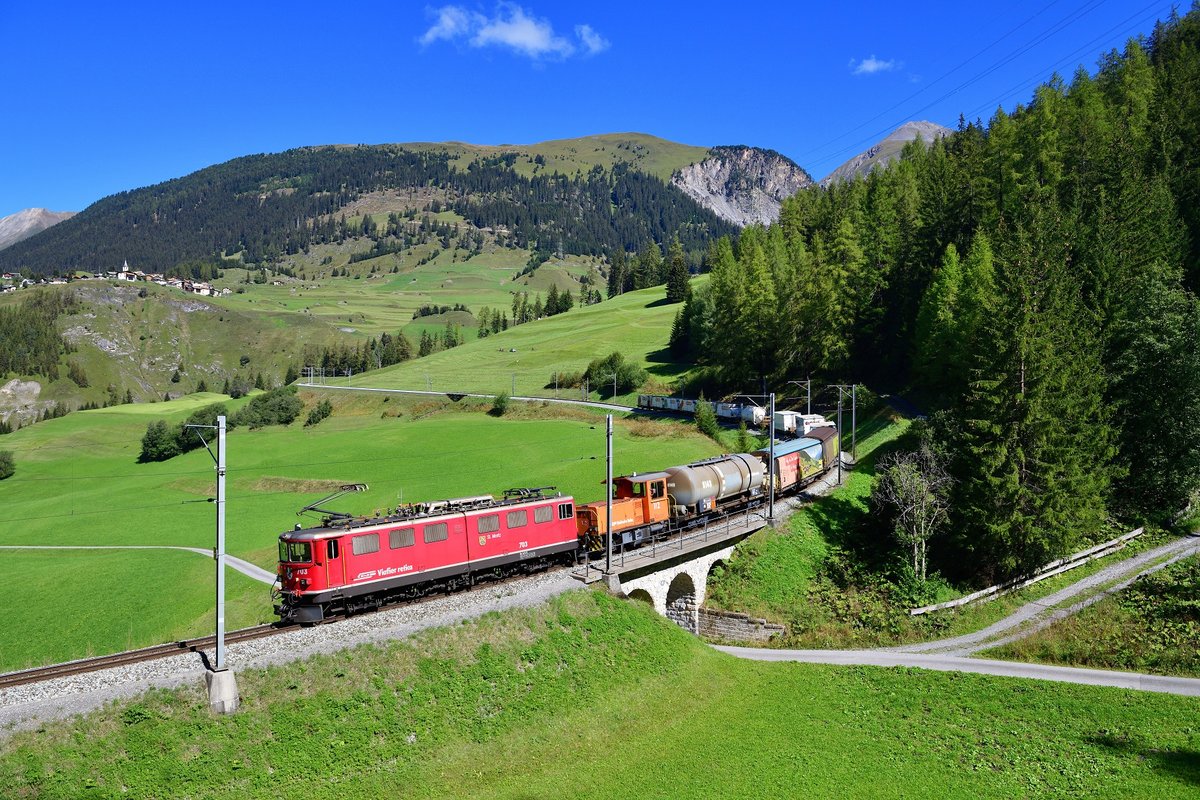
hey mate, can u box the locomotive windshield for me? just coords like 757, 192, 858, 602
279, 541, 312, 563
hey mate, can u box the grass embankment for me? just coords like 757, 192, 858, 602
2, 591, 1197, 799
0, 392, 720, 671
705, 413, 1176, 650
986, 556, 1200, 677
352, 284, 692, 403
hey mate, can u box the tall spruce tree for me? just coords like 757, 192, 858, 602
952, 214, 1113, 581
1108, 273, 1200, 517
606, 249, 627, 299
913, 243, 964, 399
665, 236, 692, 303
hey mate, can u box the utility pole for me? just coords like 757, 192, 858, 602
739, 392, 776, 524
511, 373, 516, 396
605, 414, 613, 573
768, 392, 775, 525
836, 389, 843, 485
829, 385, 858, 484
186, 415, 238, 714
851, 384, 857, 460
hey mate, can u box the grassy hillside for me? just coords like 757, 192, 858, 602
215, 244, 602, 339
404, 132, 709, 182
0, 282, 346, 424
2, 591, 1196, 798
352, 283, 691, 403
0, 390, 721, 670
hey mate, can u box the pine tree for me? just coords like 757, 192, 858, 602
706, 236, 744, 372
952, 214, 1113, 581
913, 244, 964, 399
1108, 274, 1200, 517
736, 229, 778, 389
665, 236, 692, 303
139, 420, 181, 462
607, 249, 627, 298
694, 392, 719, 441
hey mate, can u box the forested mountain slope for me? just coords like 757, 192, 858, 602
672, 9, 1200, 584
0, 135, 747, 276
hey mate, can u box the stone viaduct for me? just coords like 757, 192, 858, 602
583, 509, 785, 642
617, 544, 735, 633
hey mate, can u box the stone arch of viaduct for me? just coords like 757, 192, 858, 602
616, 545, 735, 634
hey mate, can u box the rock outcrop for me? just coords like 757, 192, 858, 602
820, 121, 951, 186
672, 146, 814, 227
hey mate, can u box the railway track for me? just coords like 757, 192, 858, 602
0, 623, 291, 691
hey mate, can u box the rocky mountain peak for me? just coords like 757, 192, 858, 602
0, 207, 76, 251
820, 121, 951, 187
671, 146, 814, 227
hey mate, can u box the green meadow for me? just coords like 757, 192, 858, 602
352, 284, 691, 403
0, 392, 720, 670
2, 591, 1196, 799
216, 238, 601, 340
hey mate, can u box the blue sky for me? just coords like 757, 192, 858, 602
0, 0, 1177, 219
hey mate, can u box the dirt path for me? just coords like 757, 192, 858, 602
717, 534, 1200, 695
885, 535, 1200, 656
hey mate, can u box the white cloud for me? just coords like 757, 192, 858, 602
849, 55, 900, 76
420, 6, 482, 45
419, 4, 608, 60
472, 5, 573, 57
575, 24, 609, 56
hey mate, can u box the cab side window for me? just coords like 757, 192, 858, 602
326, 540, 339, 559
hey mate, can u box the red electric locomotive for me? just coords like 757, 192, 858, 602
274, 486, 578, 623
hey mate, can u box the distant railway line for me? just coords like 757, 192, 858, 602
294, 383, 636, 413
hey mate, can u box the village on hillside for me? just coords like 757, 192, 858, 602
0, 259, 230, 297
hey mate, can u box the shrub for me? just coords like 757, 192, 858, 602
583, 352, 647, 397
305, 399, 333, 427
0, 450, 13, 480
232, 386, 302, 429
139, 420, 181, 462
491, 392, 510, 416
544, 371, 583, 390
